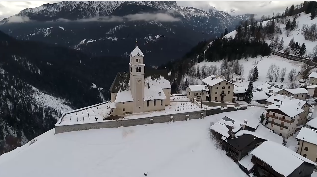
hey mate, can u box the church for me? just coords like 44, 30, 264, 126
109, 44, 171, 116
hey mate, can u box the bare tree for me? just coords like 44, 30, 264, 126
280, 67, 286, 82
300, 63, 311, 80
312, 45, 317, 58
274, 66, 280, 82
288, 69, 297, 82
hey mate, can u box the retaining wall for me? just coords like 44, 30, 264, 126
55, 106, 248, 134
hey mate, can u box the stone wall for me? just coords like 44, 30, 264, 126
55, 106, 248, 134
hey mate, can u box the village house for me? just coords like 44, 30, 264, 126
306, 85, 317, 98
264, 94, 310, 138
202, 75, 234, 102
309, 72, 317, 85
233, 86, 247, 101
251, 141, 316, 177
296, 127, 317, 162
252, 91, 269, 104
186, 85, 209, 102
277, 88, 308, 100
109, 45, 171, 116
225, 131, 266, 162
306, 118, 317, 130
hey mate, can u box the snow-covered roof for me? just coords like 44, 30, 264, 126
130, 46, 144, 57
202, 76, 226, 87
235, 130, 265, 140
266, 94, 306, 117
210, 116, 243, 138
252, 91, 269, 101
56, 101, 116, 126
144, 86, 166, 101
234, 86, 246, 94
188, 85, 209, 92
297, 127, 317, 145
284, 88, 308, 94
115, 90, 134, 103
307, 85, 317, 89
238, 154, 254, 171
145, 76, 171, 89
251, 141, 316, 176
307, 118, 317, 129
309, 72, 317, 78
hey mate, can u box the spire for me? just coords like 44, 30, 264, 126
136, 38, 138, 47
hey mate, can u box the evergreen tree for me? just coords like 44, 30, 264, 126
244, 81, 254, 104
299, 43, 306, 56
291, 18, 297, 30
253, 66, 259, 81
278, 37, 284, 51
224, 28, 229, 36
286, 19, 291, 30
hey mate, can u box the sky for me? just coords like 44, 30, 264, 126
0, 1, 303, 20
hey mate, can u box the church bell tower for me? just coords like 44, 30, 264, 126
129, 40, 145, 113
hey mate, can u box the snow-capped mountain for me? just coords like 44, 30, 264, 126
0, 1, 251, 66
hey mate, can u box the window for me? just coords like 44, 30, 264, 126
304, 147, 308, 151
273, 113, 275, 116
122, 102, 125, 104
222, 86, 225, 89
154, 100, 156, 106
161, 100, 163, 106
189, 92, 190, 95
216, 87, 218, 89
219, 83, 221, 85
130, 67, 132, 72
147, 100, 150, 107
215, 97, 217, 101
136, 67, 142, 72
228, 86, 230, 89
215, 92, 217, 94
194, 93, 198, 96
228, 91, 230, 94
136, 59, 139, 62
226, 83, 228, 85
123, 108, 125, 112
303, 154, 307, 157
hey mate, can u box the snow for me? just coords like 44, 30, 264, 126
251, 141, 316, 176
309, 72, 317, 78
234, 86, 246, 94
202, 77, 224, 87
284, 88, 308, 94
170, 95, 189, 102
31, 86, 73, 115
235, 130, 265, 140
130, 46, 144, 57
252, 91, 269, 101
238, 154, 254, 171
144, 86, 166, 101
307, 117, 317, 129
56, 101, 115, 126
1, 109, 271, 177
145, 76, 171, 89
58, 26, 64, 30
188, 85, 209, 91
307, 85, 317, 89
266, 100, 304, 118
296, 127, 317, 146
115, 90, 134, 103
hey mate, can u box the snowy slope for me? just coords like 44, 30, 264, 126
0, 107, 280, 177
223, 12, 317, 55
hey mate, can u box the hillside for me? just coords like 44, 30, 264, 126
0, 107, 282, 177
0, 1, 251, 66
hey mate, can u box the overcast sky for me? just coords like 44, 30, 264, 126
0, 1, 303, 20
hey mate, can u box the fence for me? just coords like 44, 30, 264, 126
55, 106, 248, 134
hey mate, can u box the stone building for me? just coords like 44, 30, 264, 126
186, 85, 209, 102
277, 88, 308, 100
202, 75, 234, 102
309, 72, 317, 85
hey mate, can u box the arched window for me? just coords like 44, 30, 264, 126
136, 67, 141, 72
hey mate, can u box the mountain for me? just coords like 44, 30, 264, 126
0, 29, 134, 154
0, 1, 251, 66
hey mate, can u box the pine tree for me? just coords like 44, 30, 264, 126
286, 19, 291, 30
224, 28, 229, 36
278, 37, 284, 51
299, 43, 306, 56
291, 18, 297, 30
253, 66, 259, 81
244, 81, 254, 104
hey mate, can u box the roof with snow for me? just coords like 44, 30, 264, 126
202, 75, 229, 87
252, 91, 269, 101
239, 154, 254, 171
283, 88, 308, 94
56, 101, 116, 126
130, 46, 144, 57
144, 86, 166, 101
309, 72, 317, 78
307, 118, 317, 129
234, 86, 246, 94
307, 85, 317, 89
210, 116, 242, 139
251, 141, 316, 176
296, 127, 317, 145
227, 133, 265, 151
110, 68, 169, 93
188, 85, 209, 92
115, 90, 134, 103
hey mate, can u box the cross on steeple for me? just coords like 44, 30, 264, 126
136, 38, 138, 46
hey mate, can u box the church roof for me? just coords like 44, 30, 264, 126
109, 68, 169, 93
130, 46, 144, 57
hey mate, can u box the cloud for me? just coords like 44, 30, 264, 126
6, 15, 31, 23
54, 13, 180, 23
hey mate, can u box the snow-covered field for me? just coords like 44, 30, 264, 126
0, 107, 282, 177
